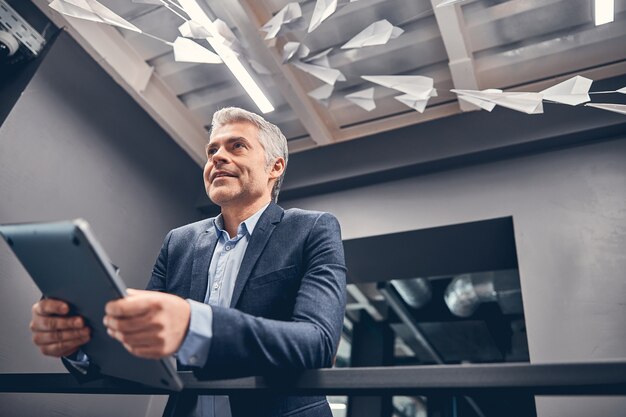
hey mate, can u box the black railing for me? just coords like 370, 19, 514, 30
2, 361, 626, 396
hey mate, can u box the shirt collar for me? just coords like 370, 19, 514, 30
213, 202, 270, 238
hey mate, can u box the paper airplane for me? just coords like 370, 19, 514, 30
308, 0, 361, 33
178, 20, 212, 39
308, 84, 334, 107
345, 87, 376, 111
362, 75, 437, 99
540, 75, 592, 105
209, 19, 243, 56
282, 42, 311, 63
394, 94, 430, 113
435, 0, 468, 7
309, 0, 338, 33
49, 0, 141, 33
261, 2, 302, 40
293, 61, 346, 85
452, 76, 593, 114
341, 19, 403, 49
303, 48, 334, 67
172, 37, 222, 64
585, 103, 626, 116
456, 89, 502, 112
452, 89, 544, 114
394, 89, 437, 113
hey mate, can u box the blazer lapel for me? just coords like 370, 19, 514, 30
189, 225, 218, 302
230, 203, 284, 307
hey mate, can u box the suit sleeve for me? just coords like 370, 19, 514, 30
146, 230, 173, 292
196, 212, 347, 378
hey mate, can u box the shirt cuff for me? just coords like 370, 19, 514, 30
63, 350, 89, 374
176, 299, 213, 367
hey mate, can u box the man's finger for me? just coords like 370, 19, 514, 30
32, 327, 90, 346
110, 328, 162, 347
122, 343, 164, 360
33, 299, 69, 316
105, 295, 153, 318
39, 336, 90, 358
30, 315, 85, 331
103, 310, 158, 333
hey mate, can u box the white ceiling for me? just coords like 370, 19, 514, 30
33, 0, 626, 165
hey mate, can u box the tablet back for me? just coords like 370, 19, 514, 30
0, 219, 183, 391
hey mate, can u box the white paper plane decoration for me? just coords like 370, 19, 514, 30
178, 20, 212, 38
293, 61, 346, 85
282, 42, 311, 63
211, 19, 243, 56
341, 20, 403, 49
309, 0, 338, 33
585, 103, 626, 116
50, 0, 141, 33
345, 87, 376, 111
394, 94, 430, 113
456, 89, 502, 112
362, 75, 437, 99
303, 48, 334, 68
308, 0, 360, 33
452, 90, 544, 114
172, 37, 222, 64
540, 75, 592, 105
308, 84, 334, 107
261, 2, 302, 40
451, 76, 593, 114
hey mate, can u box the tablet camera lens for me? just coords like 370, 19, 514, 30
6, 237, 13, 247
72, 236, 80, 246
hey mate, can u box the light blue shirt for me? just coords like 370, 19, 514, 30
175, 203, 269, 417
176, 202, 269, 366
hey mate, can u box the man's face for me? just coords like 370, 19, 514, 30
203, 122, 282, 208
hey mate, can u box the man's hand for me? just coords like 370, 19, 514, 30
103, 289, 190, 359
30, 299, 91, 358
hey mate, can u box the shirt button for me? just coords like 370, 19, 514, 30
189, 356, 197, 364
213, 283, 219, 291
225, 246, 231, 251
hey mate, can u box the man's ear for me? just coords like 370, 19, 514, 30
269, 157, 286, 180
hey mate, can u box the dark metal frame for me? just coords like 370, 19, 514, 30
2, 361, 626, 396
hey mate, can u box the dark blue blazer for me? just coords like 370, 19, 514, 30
148, 203, 347, 417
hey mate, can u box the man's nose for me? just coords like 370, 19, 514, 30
211, 147, 230, 163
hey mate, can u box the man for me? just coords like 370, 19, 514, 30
29, 107, 347, 417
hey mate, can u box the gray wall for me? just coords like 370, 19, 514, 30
282, 136, 626, 417
0, 31, 203, 416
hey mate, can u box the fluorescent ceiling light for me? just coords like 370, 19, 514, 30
594, 0, 614, 26
178, 0, 275, 113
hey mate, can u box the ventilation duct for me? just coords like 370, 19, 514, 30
444, 270, 522, 317
390, 278, 432, 309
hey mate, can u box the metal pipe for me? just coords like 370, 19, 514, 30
390, 278, 432, 309
381, 285, 486, 417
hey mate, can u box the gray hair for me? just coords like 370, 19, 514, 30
210, 107, 289, 202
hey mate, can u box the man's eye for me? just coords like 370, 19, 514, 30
233, 142, 245, 149
207, 148, 217, 156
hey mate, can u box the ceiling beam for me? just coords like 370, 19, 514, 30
32, 0, 208, 166
430, 0, 480, 112
206, 0, 337, 146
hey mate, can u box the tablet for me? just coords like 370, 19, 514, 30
0, 219, 183, 391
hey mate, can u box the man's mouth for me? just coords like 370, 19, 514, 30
211, 171, 237, 182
